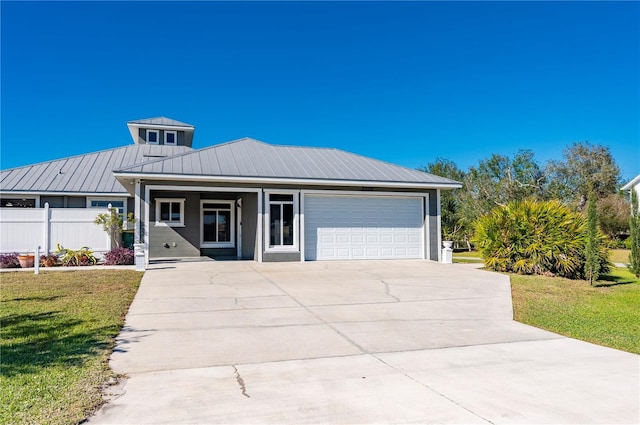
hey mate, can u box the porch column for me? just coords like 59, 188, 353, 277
134, 180, 141, 245
257, 190, 263, 262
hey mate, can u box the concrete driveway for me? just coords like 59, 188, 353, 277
91, 260, 639, 424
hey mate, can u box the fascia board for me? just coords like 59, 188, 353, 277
113, 172, 463, 190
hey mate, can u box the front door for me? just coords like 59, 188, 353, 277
200, 201, 235, 248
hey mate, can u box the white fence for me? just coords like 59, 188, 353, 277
0, 204, 111, 254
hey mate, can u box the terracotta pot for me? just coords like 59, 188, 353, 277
18, 255, 35, 268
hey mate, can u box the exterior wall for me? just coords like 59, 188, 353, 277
40, 195, 87, 208
149, 191, 201, 258
137, 128, 187, 146
263, 252, 300, 262
241, 194, 257, 260
426, 189, 439, 261
141, 180, 447, 263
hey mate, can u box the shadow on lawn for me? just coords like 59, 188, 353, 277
596, 274, 639, 288
0, 311, 110, 377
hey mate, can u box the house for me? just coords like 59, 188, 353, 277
0, 117, 461, 264
621, 174, 640, 211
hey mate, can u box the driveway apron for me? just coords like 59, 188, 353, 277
91, 260, 639, 424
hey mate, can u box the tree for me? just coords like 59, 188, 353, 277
584, 191, 601, 285
458, 150, 544, 236
545, 142, 621, 210
418, 158, 467, 244
629, 190, 640, 278
94, 208, 136, 248
597, 193, 631, 240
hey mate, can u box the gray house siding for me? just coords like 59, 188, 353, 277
41, 195, 86, 208
148, 191, 201, 258
426, 189, 438, 261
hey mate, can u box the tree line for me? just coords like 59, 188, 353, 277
420, 141, 631, 249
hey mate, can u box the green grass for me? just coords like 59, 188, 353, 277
610, 248, 631, 264
0, 270, 142, 425
511, 267, 640, 354
452, 250, 484, 263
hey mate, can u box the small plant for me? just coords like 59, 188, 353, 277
103, 247, 134, 265
94, 208, 136, 248
0, 252, 20, 268
55, 244, 98, 266
39, 253, 60, 267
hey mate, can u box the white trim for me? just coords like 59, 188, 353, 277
1, 191, 128, 198
299, 192, 305, 262
264, 190, 299, 252
146, 129, 160, 145
424, 194, 430, 261
114, 172, 462, 190
301, 189, 429, 198
257, 191, 263, 262
134, 180, 141, 244
200, 200, 235, 248
436, 189, 442, 262
155, 198, 185, 227
144, 185, 150, 265
164, 130, 178, 146
237, 200, 242, 259
128, 123, 194, 131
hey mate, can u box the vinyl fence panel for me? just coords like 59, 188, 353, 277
0, 205, 111, 254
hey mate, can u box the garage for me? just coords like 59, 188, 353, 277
304, 195, 425, 261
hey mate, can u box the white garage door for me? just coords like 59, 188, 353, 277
304, 195, 424, 261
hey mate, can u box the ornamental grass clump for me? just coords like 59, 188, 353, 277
474, 200, 609, 279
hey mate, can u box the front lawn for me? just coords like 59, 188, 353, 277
511, 268, 640, 354
0, 270, 142, 425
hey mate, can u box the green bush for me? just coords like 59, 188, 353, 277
474, 200, 609, 279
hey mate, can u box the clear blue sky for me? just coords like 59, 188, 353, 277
2, 1, 639, 181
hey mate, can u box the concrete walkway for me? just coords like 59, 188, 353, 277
91, 260, 639, 424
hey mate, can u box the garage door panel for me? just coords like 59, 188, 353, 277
305, 196, 424, 261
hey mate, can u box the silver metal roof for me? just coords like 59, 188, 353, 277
116, 138, 460, 186
1, 145, 192, 194
127, 117, 194, 128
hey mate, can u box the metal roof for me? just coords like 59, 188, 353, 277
127, 117, 194, 128
1, 145, 192, 194
116, 138, 461, 187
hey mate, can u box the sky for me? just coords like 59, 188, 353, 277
2, 1, 639, 182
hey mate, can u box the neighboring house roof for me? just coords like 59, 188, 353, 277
127, 117, 194, 128
115, 138, 461, 188
1, 145, 192, 195
621, 174, 640, 191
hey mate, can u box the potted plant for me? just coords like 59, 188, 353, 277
17, 253, 35, 268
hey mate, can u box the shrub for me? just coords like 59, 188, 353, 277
0, 252, 20, 268
474, 200, 609, 279
54, 244, 98, 266
103, 247, 134, 265
39, 254, 60, 267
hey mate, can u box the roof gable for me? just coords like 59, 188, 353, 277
115, 138, 460, 187
127, 117, 194, 127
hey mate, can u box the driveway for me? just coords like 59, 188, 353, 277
91, 260, 639, 424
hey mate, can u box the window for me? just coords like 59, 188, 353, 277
164, 131, 177, 145
155, 198, 185, 227
1, 198, 36, 208
88, 198, 126, 214
201, 201, 234, 248
147, 129, 159, 144
266, 192, 298, 251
